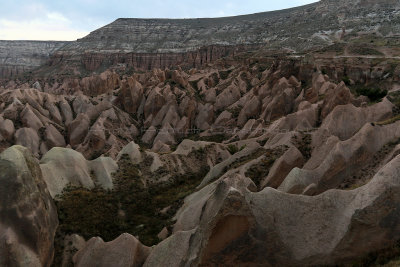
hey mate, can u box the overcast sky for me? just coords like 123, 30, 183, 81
0, 0, 319, 41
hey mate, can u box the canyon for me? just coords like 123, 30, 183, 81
0, 0, 400, 266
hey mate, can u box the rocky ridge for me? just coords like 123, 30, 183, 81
2, 0, 399, 79
46, 0, 400, 73
1, 46, 400, 265
0, 41, 68, 79
1, 0, 400, 266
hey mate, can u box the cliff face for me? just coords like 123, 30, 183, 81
0, 41, 69, 79
48, 44, 261, 73
41, 0, 400, 74
2, 0, 400, 78
58, 0, 400, 54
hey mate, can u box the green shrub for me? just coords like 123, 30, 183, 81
342, 76, 351, 86
227, 144, 239, 155
56, 154, 209, 248
219, 69, 232, 80
355, 86, 388, 102
227, 106, 242, 118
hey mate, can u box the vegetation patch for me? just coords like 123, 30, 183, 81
227, 106, 243, 119
292, 133, 312, 160
222, 148, 267, 174
350, 85, 388, 103
185, 134, 226, 144
244, 147, 287, 188
387, 91, 400, 116
219, 69, 233, 80
339, 138, 400, 190
53, 154, 210, 264
317, 42, 346, 55
348, 45, 384, 56
376, 114, 400, 126
350, 240, 400, 267
342, 76, 351, 86
227, 144, 246, 155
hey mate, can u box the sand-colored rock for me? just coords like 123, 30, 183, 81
45, 124, 66, 149
61, 235, 86, 267
155, 155, 400, 266
15, 127, 40, 156
261, 146, 304, 189
0, 146, 58, 267
321, 81, 352, 119
141, 126, 157, 145
280, 122, 400, 194
68, 113, 90, 147
21, 104, 44, 131
0, 119, 15, 141
89, 156, 118, 189
117, 141, 143, 163
237, 95, 261, 127
40, 147, 95, 197
74, 233, 151, 267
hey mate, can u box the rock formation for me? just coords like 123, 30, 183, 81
0, 146, 58, 267
0, 41, 68, 79
0, 1, 400, 266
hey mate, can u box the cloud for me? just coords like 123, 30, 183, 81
47, 12, 69, 22
0, 17, 88, 41
0, 1, 90, 40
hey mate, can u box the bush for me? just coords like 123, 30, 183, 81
227, 144, 246, 155
355, 87, 388, 102
227, 144, 240, 155
56, 154, 209, 247
342, 76, 351, 86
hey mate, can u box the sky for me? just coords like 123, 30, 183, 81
0, 0, 318, 41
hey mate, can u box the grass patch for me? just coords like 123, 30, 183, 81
376, 114, 400, 126
185, 134, 226, 144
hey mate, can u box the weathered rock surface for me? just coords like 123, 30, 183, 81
43, 0, 400, 73
40, 147, 117, 197
1, 17, 400, 266
73, 233, 151, 267
0, 41, 68, 79
280, 121, 400, 195
0, 146, 58, 267
146, 155, 400, 266
40, 147, 94, 197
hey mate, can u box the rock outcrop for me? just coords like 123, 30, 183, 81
73, 233, 151, 267
1, 17, 400, 266
0, 41, 68, 79
145, 155, 400, 266
40, 147, 117, 197
0, 146, 58, 267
